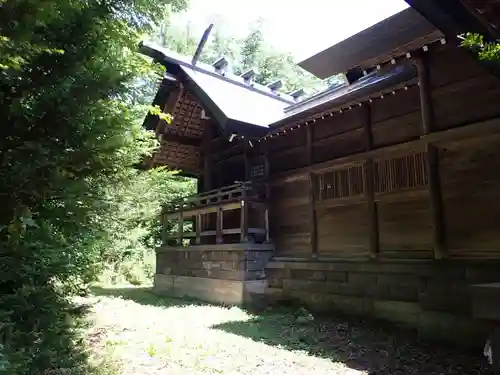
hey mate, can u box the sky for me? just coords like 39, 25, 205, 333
180, 0, 410, 61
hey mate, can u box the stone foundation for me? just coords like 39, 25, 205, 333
154, 243, 273, 307
265, 259, 500, 347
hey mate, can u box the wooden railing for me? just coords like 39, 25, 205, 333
162, 181, 270, 246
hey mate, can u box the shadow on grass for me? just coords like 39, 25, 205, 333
211, 308, 489, 375
91, 285, 206, 309
90, 286, 489, 374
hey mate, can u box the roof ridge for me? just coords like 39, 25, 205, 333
141, 42, 295, 105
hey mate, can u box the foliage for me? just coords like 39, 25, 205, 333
462, 32, 500, 61
0, 0, 188, 373
154, 15, 342, 93
98, 169, 195, 286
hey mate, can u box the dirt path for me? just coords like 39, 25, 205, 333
87, 286, 489, 375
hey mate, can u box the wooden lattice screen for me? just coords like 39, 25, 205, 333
315, 164, 365, 200
374, 151, 428, 194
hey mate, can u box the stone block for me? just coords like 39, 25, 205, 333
153, 274, 174, 295
291, 269, 327, 281
325, 271, 347, 282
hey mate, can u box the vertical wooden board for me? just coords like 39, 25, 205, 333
378, 198, 433, 257
372, 110, 422, 147
316, 205, 370, 258
432, 75, 500, 130
441, 137, 500, 257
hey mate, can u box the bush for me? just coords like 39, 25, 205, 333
0, 0, 187, 373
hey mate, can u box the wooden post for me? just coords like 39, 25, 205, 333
216, 207, 223, 244
306, 125, 318, 257
415, 54, 446, 259
240, 191, 249, 243
177, 211, 184, 246
364, 161, 379, 258
203, 120, 213, 191
362, 103, 379, 258
426, 144, 445, 259
244, 142, 251, 181
195, 213, 202, 245
264, 207, 270, 243
415, 56, 433, 135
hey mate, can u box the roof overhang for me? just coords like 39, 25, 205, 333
298, 8, 442, 79
270, 62, 417, 129
405, 0, 500, 41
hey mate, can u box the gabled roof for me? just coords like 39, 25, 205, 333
298, 8, 443, 79
140, 42, 295, 137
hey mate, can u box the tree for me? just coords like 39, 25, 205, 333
155, 15, 331, 94
0, 0, 187, 373
462, 32, 500, 61
240, 18, 265, 71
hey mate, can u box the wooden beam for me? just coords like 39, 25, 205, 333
416, 54, 446, 259
270, 117, 500, 185
414, 55, 434, 135
216, 206, 223, 244
195, 213, 202, 245
305, 124, 318, 257
177, 211, 184, 245
240, 199, 249, 242
244, 143, 251, 181
362, 103, 379, 258
362, 103, 374, 151
308, 173, 318, 258
202, 120, 213, 191
306, 124, 313, 165
426, 144, 445, 259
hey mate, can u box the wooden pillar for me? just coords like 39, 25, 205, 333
362, 103, 379, 258
415, 55, 446, 259
244, 142, 251, 181
240, 190, 249, 243
306, 125, 318, 257
203, 120, 213, 191
177, 211, 184, 245
195, 213, 202, 245
216, 206, 223, 244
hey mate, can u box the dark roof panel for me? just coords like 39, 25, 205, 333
270, 62, 417, 128
299, 8, 442, 79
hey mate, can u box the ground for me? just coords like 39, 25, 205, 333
86, 286, 489, 375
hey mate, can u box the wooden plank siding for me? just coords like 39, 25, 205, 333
264, 42, 500, 261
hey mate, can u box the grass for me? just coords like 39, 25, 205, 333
85, 285, 489, 375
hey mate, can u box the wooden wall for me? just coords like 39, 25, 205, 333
264, 42, 500, 262
258, 42, 500, 345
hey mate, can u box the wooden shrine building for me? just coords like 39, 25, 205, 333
142, 2, 500, 346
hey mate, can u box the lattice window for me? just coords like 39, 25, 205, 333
250, 163, 265, 179
315, 164, 365, 200
374, 151, 428, 194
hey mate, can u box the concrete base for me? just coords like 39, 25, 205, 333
153, 274, 268, 306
